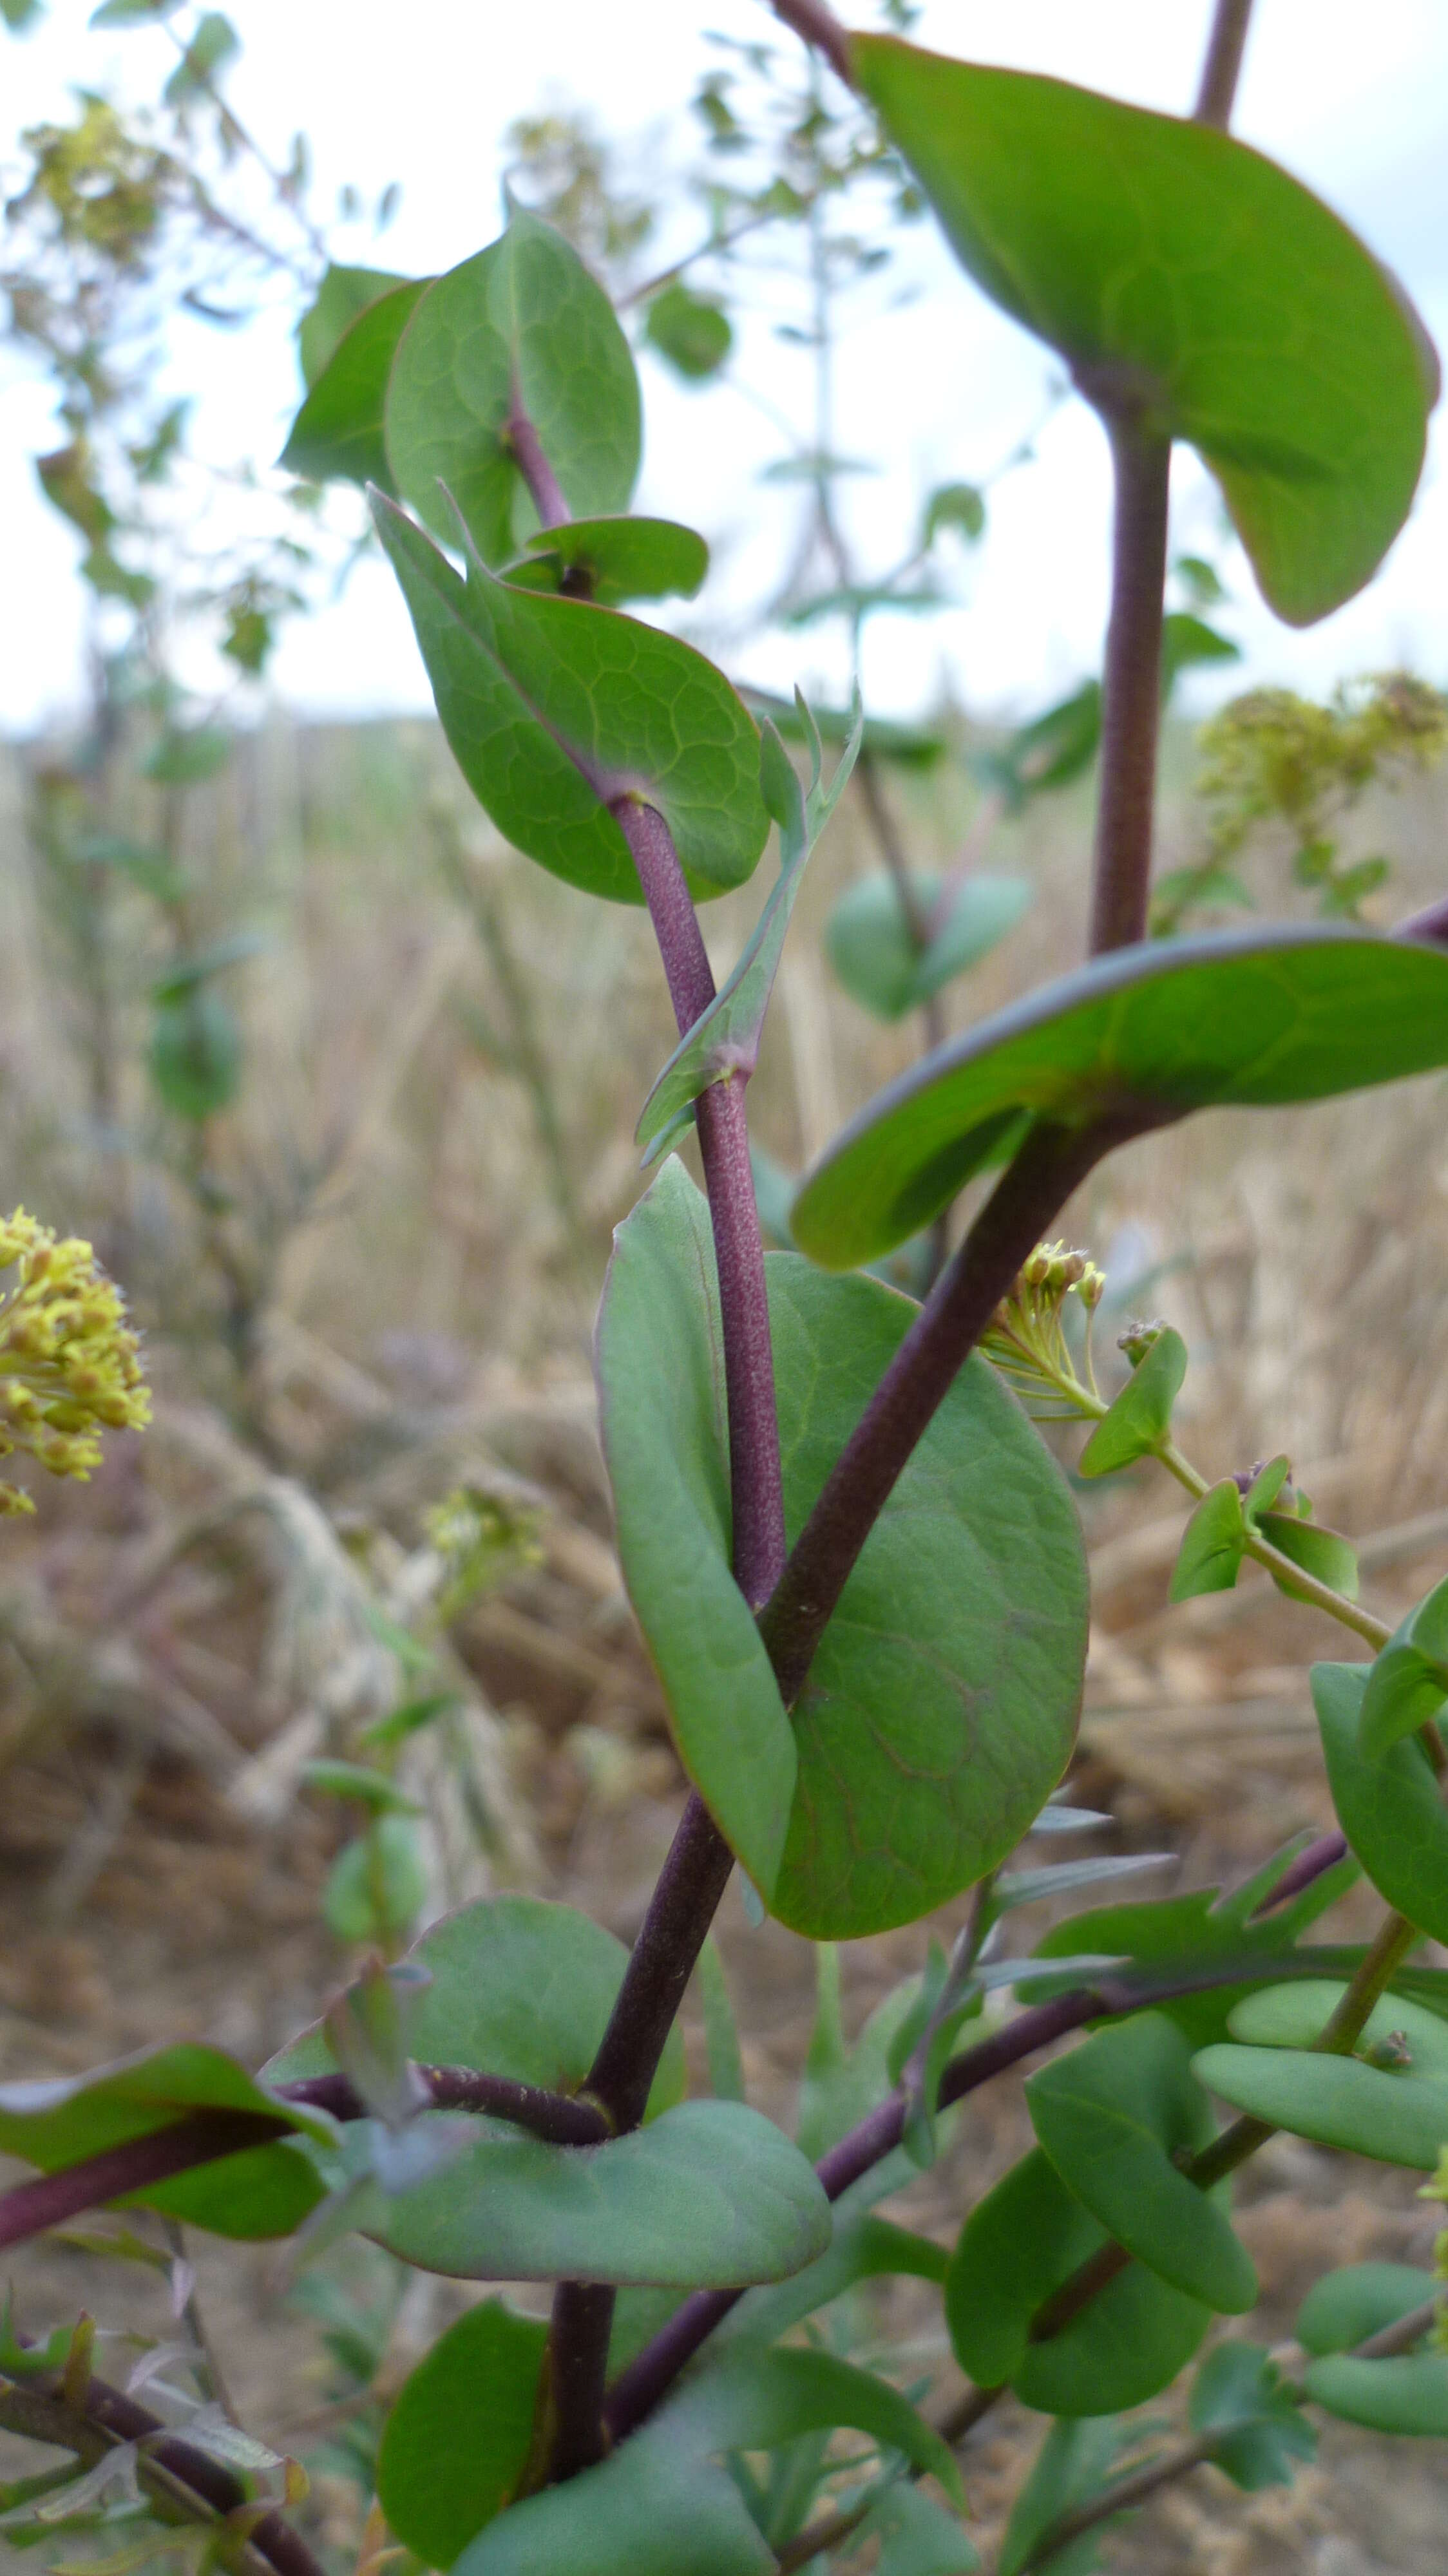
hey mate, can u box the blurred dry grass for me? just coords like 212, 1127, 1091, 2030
0, 708, 1446, 2571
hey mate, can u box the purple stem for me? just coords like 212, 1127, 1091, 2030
1395, 892, 1448, 949
584, 1795, 736, 2136
758, 1115, 1146, 1707
1193, 0, 1255, 125
506, 382, 569, 529
281, 2065, 610, 2145
0, 2112, 289, 2252
768, 0, 852, 83
1084, 417, 1172, 956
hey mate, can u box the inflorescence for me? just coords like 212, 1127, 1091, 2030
0, 1209, 151, 1513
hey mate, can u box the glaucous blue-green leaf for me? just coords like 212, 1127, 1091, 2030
790, 929, 1448, 1269
0, 2043, 336, 2242
972, 683, 1100, 813
598, 1160, 1087, 1933
374, 496, 767, 905
377, 2299, 546, 2566
265, 1893, 685, 2117
324, 2096, 828, 2286
500, 514, 708, 607
825, 870, 1031, 1022
298, 263, 412, 388
637, 696, 861, 1159
998, 2418, 1123, 2576
321, 1815, 428, 1946
1188, 2342, 1315, 2491
699, 1938, 746, 2103
946, 2145, 1211, 2413
853, 37, 1437, 624
1078, 1327, 1186, 1477
1027, 2014, 1257, 2311
1360, 1573, 1448, 1757
745, 690, 946, 769
1314, 1659, 1448, 1943
1226, 1981, 1448, 2075
1298, 2262, 1437, 2358
385, 213, 640, 563
1192, 2043, 1448, 2168
457, 2344, 960, 2576
1304, 2351, 1448, 2436
281, 283, 429, 489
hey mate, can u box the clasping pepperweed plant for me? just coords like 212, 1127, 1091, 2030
6, 1, 1448, 2569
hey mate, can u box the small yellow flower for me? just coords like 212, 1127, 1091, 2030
0, 1209, 150, 1513
982, 1240, 1107, 1419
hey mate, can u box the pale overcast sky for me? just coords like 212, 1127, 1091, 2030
3, 0, 1446, 733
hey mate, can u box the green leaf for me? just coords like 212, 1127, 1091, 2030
636, 696, 862, 1157
297, 263, 412, 388
303, 1759, 420, 1815
142, 725, 230, 785
824, 871, 1031, 1022
863, 2479, 980, 2575
1159, 611, 1241, 700
150, 926, 269, 1001
744, 690, 946, 770
385, 212, 640, 564
699, 1938, 746, 2103
1304, 2351, 1448, 2436
723, 2210, 948, 2356
973, 683, 1101, 813
1192, 2043, 1448, 2168
1226, 1980, 1448, 2076
1255, 1508, 1359, 1600
853, 37, 1436, 624
1187, 2342, 1316, 2490
373, 496, 767, 906
1027, 2012, 1257, 2311
1360, 1575, 1448, 1756
501, 515, 708, 607
1298, 2262, 1438, 2356
644, 282, 733, 381
946, 2145, 1212, 2412
162, 8, 236, 102
999, 2418, 1123, 2576
265, 1894, 685, 2119
377, 2300, 546, 2565
1315, 1659, 1448, 1944
923, 480, 986, 545
321, 1817, 428, 1945
0, 2044, 334, 2242
326, 2095, 830, 2286
791, 928, 1448, 1270
1170, 1479, 1248, 1600
1078, 1327, 1187, 1477
148, 988, 242, 1123
598, 1160, 1087, 1932
281, 283, 429, 489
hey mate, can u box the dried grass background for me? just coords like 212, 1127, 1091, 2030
0, 709, 1445, 2572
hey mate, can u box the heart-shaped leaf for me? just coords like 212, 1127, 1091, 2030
266, 1893, 685, 2116
825, 871, 1031, 1022
377, 2300, 547, 2566
501, 515, 708, 607
597, 1160, 1087, 1933
1192, 2043, 1448, 2168
281, 283, 428, 489
1171, 1478, 1248, 1600
385, 212, 640, 562
1078, 1327, 1187, 1477
790, 929, 1448, 1269
1314, 1659, 1448, 1943
853, 37, 1438, 623
636, 696, 862, 1160
374, 496, 767, 905
946, 2144, 1211, 2414
1027, 2013, 1257, 2312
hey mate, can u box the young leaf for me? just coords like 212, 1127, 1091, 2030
698, 1938, 747, 2105
998, 2417, 1123, 2576
301, 1759, 419, 1815
922, 480, 986, 546
1170, 1479, 1247, 1601
281, 283, 429, 489
1314, 1660, 1448, 1944
321, 1816, 428, 1947
598, 1161, 1088, 1934
1298, 2262, 1438, 2357
744, 688, 946, 770
1027, 2013, 1257, 2312
1078, 1327, 1187, 1477
1302, 2351, 1448, 2437
325, 2096, 830, 2287
385, 211, 640, 563
824, 870, 1031, 1022
1255, 1508, 1359, 1600
946, 2146, 1212, 2413
1192, 2043, 1448, 2168
1360, 1573, 1448, 1756
789, 929, 1448, 1270
1187, 2342, 1315, 2491
853, 38, 1436, 623
296, 263, 412, 388
501, 515, 708, 607
377, 2300, 547, 2566
644, 282, 733, 381
266, 1893, 685, 2119
636, 696, 862, 1157
373, 495, 767, 905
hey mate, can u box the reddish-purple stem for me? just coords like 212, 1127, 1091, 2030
506, 383, 569, 529
1246, 1832, 1349, 1918
1395, 893, 1448, 949
1194, 0, 1255, 125
282, 2064, 609, 2144
768, 0, 852, 82
1085, 417, 1172, 954
0, 2112, 288, 2252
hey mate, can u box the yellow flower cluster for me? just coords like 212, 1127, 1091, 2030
0, 1209, 151, 1515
